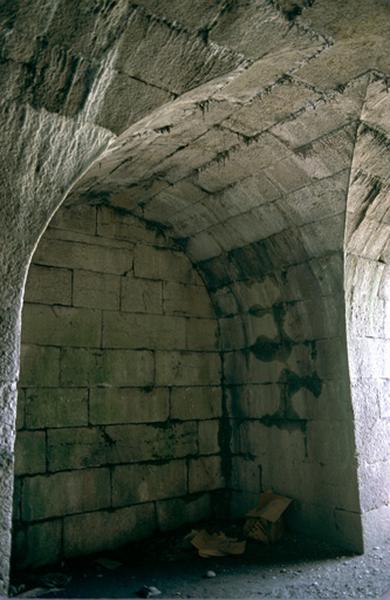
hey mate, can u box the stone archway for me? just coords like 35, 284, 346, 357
345, 77, 390, 549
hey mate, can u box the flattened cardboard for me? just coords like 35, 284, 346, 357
191, 529, 246, 557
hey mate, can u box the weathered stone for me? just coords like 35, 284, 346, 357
24, 265, 72, 305
189, 456, 224, 494
170, 386, 222, 421
163, 281, 214, 317
121, 276, 163, 314
47, 421, 198, 471
34, 237, 133, 275
157, 493, 211, 531
186, 318, 219, 351
12, 520, 62, 569
21, 468, 111, 521
25, 388, 88, 429
156, 351, 221, 386
103, 312, 187, 350
60, 349, 154, 386
14, 431, 46, 475
49, 204, 97, 235
63, 504, 156, 557
73, 270, 121, 310
22, 305, 102, 347
231, 456, 261, 494
90, 387, 169, 425
19, 345, 60, 387
134, 245, 197, 284
198, 420, 220, 455
112, 460, 187, 506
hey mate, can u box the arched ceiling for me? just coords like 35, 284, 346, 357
63, 0, 390, 274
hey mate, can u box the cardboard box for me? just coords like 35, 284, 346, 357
244, 490, 292, 544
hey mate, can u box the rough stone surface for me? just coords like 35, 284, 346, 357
1, 0, 390, 592
13, 206, 222, 569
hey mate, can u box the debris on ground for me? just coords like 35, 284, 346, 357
14, 587, 55, 598
205, 570, 217, 578
11, 571, 71, 597
191, 530, 246, 558
136, 585, 162, 598
39, 572, 71, 588
244, 490, 292, 544
95, 557, 123, 570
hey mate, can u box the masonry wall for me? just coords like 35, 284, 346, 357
345, 98, 390, 548
200, 172, 362, 550
12, 204, 223, 568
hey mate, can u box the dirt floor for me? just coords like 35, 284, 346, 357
10, 523, 390, 599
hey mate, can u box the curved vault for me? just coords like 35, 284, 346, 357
1, 0, 390, 592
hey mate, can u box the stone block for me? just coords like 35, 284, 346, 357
14, 431, 46, 475
12, 519, 62, 568
358, 462, 390, 513
186, 318, 219, 351
134, 244, 196, 284
21, 468, 111, 521
170, 386, 222, 420
112, 460, 187, 507
224, 350, 283, 385
244, 315, 279, 351
355, 417, 390, 465
73, 270, 120, 310
49, 204, 97, 235
189, 456, 224, 493
34, 237, 133, 274
283, 296, 344, 341
97, 206, 171, 247
25, 387, 88, 429
163, 281, 213, 317
156, 352, 221, 386
121, 276, 163, 314
315, 337, 349, 381
63, 504, 156, 557
225, 78, 319, 137
306, 420, 355, 465
226, 384, 281, 419
19, 345, 60, 387
157, 493, 211, 531
24, 265, 72, 305
47, 422, 198, 471
334, 508, 364, 552
219, 315, 246, 350
60, 349, 154, 387
287, 500, 348, 549
299, 213, 345, 258
210, 287, 239, 318
290, 379, 352, 422
103, 311, 186, 350
90, 387, 169, 425
231, 456, 261, 494
22, 305, 101, 347
279, 171, 348, 227
198, 420, 220, 455
239, 420, 306, 464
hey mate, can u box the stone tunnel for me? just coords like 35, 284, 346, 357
1, 0, 390, 595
